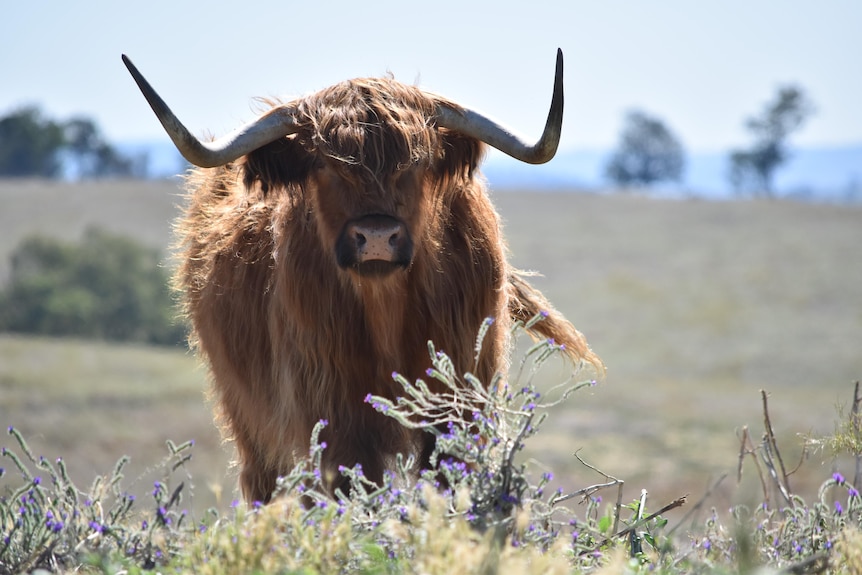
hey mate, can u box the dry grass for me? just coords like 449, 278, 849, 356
493, 190, 862, 509
1, 179, 861, 519
0, 334, 231, 511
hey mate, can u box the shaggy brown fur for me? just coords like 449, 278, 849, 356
174, 77, 602, 503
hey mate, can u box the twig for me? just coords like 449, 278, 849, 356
737, 425, 769, 506
549, 480, 622, 506
573, 450, 624, 534
787, 442, 809, 477
852, 381, 862, 491
737, 425, 749, 483
761, 435, 793, 507
579, 495, 687, 556
762, 389, 792, 494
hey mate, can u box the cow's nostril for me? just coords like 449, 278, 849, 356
388, 232, 399, 247
356, 233, 366, 247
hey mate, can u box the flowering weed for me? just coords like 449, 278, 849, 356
2, 320, 861, 573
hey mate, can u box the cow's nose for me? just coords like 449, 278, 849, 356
349, 220, 404, 262
336, 215, 413, 273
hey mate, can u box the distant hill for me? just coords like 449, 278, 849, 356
119, 139, 862, 202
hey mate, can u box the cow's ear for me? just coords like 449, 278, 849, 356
436, 131, 485, 180
243, 136, 314, 194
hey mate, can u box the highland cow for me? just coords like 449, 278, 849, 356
123, 50, 601, 503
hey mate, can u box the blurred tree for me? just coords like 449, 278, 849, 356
0, 106, 66, 177
0, 106, 146, 179
64, 116, 141, 178
729, 85, 814, 197
605, 110, 685, 188
0, 228, 185, 346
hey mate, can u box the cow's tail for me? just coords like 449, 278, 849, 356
506, 270, 605, 377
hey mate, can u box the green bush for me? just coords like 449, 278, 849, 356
0, 228, 185, 346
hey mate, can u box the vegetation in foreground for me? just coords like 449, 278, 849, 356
2, 318, 860, 574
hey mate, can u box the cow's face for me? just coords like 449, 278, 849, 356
243, 116, 481, 284
307, 157, 432, 280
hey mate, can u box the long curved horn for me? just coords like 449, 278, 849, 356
435, 48, 564, 164
122, 55, 300, 168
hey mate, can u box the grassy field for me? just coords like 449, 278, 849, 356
1, 178, 860, 518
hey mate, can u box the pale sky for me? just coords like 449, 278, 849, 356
2, 1, 860, 153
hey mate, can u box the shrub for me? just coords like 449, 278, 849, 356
0, 227, 185, 346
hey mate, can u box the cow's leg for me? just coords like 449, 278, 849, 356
322, 422, 394, 497
236, 440, 280, 505
418, 428, 476, 490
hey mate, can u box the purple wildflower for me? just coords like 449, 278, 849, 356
834, 472, 845, 485
850, 487, 860, 498
836, 501, 844, 515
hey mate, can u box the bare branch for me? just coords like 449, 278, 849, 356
580, 495, 687, 556
853, 381, 862, 491
762, 389, 792, 494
